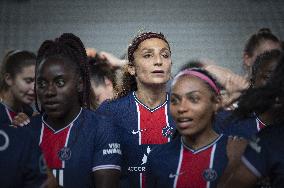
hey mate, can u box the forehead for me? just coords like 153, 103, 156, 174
17, 65, 35, 75
37, 58, 74, 77
171, 75, 212, 93
136, 38, 169, 51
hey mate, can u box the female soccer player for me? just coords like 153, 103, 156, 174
28, 33, 121, 187
146, 68, 231, 188
216, 49, 282, 139
96, 32, 176, 187
218, 52, 284, 188
0, 50, 36, 126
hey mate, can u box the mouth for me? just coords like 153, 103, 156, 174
152, 70, 165, 74
43, 101, 60, 109
176, 117, 194, 128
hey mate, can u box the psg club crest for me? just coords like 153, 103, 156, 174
58, 147, 72, 161
162, 124, 174, 138
202, 168, 217, 182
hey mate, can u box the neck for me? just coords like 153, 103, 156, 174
183, 128, 219, 150
0, 90, 23, 112
45, 106, 82, 131
135, 83, 167, 109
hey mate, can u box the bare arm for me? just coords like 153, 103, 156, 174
93, 169, 120, 188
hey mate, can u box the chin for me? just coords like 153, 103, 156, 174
178, 128, 200, 138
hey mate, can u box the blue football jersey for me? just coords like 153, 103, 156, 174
0, 125, 46, 187
146, 134, 228, 188
242, 125, 284, 187
96, 92, 176, 188
27, 108, 122, 187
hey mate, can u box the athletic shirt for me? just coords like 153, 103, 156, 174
27, 108, 122, 187
96, 92, 176, 188
146, 135, 228, 188
0, 125, 46, 187
242, 125, 284, 187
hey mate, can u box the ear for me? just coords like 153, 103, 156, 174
4, 73, 13, 87
127, 64, 136, 76
243, 53, 254, 68
213, 94, 222, 113
77, 77, 83, 92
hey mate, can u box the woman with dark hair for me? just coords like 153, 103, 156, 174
27, 33, 121, 187
96, 32, 176, 187
218, 52, 284, 188
0, 50, 36, 126
215, 49, 282, 139
88, 55, 119, 109
146, 68, 233, 188
242, 28, 282, 79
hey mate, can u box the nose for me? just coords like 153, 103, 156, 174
154, 54, 163, 66
177, 99, 189, 114
45, 83, 57, 97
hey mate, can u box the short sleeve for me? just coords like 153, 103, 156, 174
241, 135, 269, 178
92, 115, 122, 172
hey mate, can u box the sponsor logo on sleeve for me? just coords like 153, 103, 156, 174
103, 143, 122, 155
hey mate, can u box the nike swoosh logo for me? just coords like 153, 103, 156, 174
169, 172, 184, 178
131, 129, 147, 135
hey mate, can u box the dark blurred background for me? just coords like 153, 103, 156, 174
0, 0, 283, 74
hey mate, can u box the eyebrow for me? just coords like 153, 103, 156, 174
171, 90, 200, 97
141, 47, 170, 52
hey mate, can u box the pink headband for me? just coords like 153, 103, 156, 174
174, 69, 220, 94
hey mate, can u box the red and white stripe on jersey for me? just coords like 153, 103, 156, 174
134, 93, 170, 188
174, 136, 221, 188
134, 94, 170, 145
256, 117, 267, 131
39, 108, 82, 186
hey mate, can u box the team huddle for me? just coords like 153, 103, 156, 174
0, 29, 284, 188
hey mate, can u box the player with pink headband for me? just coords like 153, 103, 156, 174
146, 68, 244, 188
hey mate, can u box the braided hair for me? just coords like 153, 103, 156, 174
35, 33, 91, 112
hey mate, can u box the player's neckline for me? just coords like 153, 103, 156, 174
181, 134, 223, 154
133, 91, 168, 112
42, 108, 82, 133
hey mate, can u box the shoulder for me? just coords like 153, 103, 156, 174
149, 137, 181, 159
96, 93, 134, 115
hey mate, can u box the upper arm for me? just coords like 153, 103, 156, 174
93, 169, 120, 188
